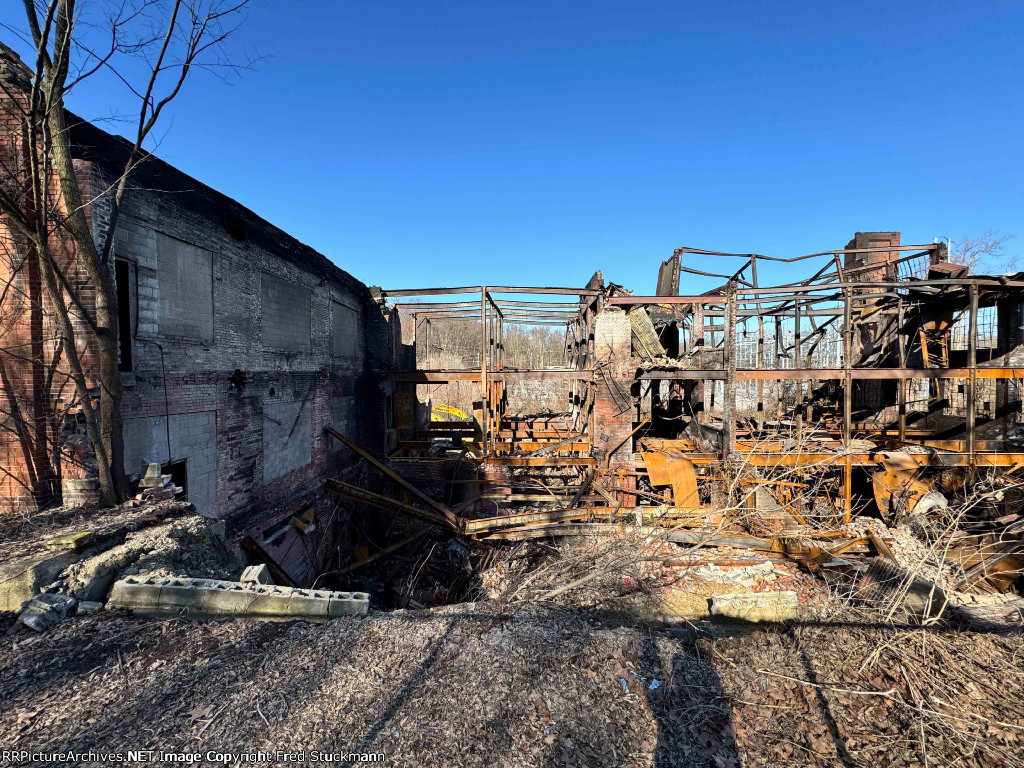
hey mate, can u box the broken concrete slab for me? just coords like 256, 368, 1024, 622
19, 592, 78, 632
241, 564, 274, 585
710, 591, 798, 623
44, 530, 95, 552
0, 550, 78, 612
107, 576, 369, 619
691, 561, 780, 588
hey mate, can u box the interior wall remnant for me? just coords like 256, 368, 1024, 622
845, 231, 901, 412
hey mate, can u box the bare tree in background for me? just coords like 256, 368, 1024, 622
950, 229, 1014, 273
0, 0, 255, 507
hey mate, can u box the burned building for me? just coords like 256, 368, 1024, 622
3, 33, 1022, 599
335, 237, 1024, 602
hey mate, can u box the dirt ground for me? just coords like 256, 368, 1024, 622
2, 603, 1022, 768
0, 499, 197, 563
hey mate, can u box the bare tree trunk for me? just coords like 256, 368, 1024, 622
38, 120, 128, 504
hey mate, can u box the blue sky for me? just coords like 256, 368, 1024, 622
4, 1, 1022, 293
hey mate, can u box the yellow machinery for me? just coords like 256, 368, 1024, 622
431, 403, 470, 422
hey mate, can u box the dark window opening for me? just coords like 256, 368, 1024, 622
115, 259, 133, 371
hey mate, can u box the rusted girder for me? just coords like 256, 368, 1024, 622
638, 367, 1024, 381
388, 369, 594, 382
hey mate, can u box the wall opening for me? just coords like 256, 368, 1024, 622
115, 259, 133, 372
161, 458, 188, 501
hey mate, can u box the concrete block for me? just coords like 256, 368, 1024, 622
246, 585, 296, 616
0, 551, 77, 612
108, 576, 164, 608
328, 591, 371, 617
63, 479, 100, 491
710, 591, 798, 623
287, 589, 329, 618
105, 577, 368, 619
78, 571, 116, 602
156, 579, 205, 609
241, 564, 274, 585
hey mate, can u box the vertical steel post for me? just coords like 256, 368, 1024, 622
481, 287, 488, 457
794, 300, 803, 439
692, 303, 705, 424
723, 284, 737, 459
897, 298, 906, 441
843, 290, 853, 522
750, 259, 765, 420
968, 282, 978, 465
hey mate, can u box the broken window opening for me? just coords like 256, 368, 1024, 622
115, 259, 133, 372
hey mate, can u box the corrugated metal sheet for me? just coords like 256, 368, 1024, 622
628, 307, 666, 360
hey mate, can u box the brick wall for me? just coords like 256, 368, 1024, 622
102, 173, 390, 548
0, 46, 100, 512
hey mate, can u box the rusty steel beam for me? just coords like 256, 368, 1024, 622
637, 367, 1024, 381
325, 479, 455, 530
397, 440, 591, 452
395, 300, 585, 310
664, 451, 1024, 468
325, 528, 432, 577
384, 286, 601, 297
485, 456, 598, 467
613, 278, 1024, 306
609, 295, 728, 306
388, 369, 594, 382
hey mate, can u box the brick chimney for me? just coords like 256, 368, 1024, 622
843, 231, 901, 283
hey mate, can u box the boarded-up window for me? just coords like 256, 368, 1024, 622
261, 274, 311, 351
332, 299, 361, 358
156, 234, 213, 340
263, 400, 311, 481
